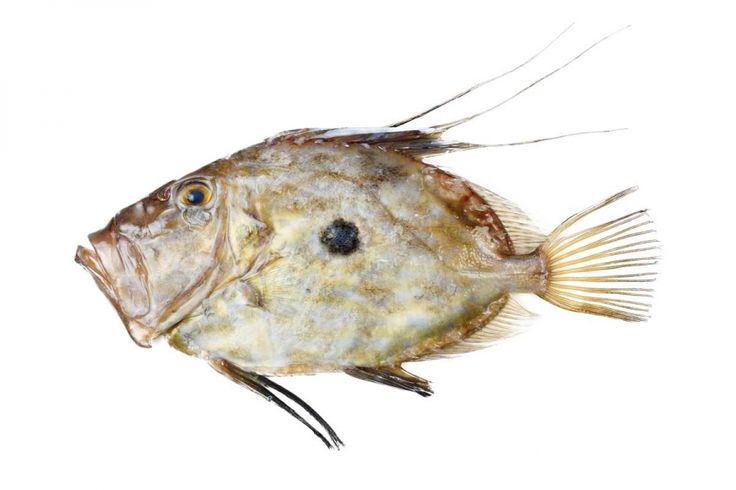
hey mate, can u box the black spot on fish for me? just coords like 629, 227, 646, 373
320, 219, 360, 255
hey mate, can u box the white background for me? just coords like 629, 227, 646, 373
1, 1, 734, 489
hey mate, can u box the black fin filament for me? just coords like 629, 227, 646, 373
210, 359, 344, 449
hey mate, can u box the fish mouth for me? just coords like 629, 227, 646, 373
75, 224, 154, 348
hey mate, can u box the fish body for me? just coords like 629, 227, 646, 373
168, 138, 540, 375
76, 28, 657, 447
76, 126, 656, 447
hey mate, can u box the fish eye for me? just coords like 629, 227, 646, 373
178, 181, 213, 207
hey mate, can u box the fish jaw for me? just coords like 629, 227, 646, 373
75, 225, 154, 348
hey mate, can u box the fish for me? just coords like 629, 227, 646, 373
75, 26, 657, 448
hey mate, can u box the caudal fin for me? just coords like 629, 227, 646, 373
537, 187, 658, 321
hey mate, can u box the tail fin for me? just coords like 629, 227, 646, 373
537, 187, 658, 321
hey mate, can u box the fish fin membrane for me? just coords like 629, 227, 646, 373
344, 366, 433, 397
466, 182, 547, 254
267, 126, 483, 159
425, 295, 535, 359
538, 187, 658, 322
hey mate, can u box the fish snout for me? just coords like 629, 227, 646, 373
77, 223, 154, 347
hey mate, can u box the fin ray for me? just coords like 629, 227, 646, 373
344, 366, 433, 397
210, 359, 343, 448
267, 27, 630, 160
425, 295, 534, 358
467, 183, 546, 254
538, 187, 658, 322
267, 126, 484, 158
388, 23, 575, 127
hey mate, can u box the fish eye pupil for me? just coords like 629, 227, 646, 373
321, 219, 360, 255
186, 189, 205, 205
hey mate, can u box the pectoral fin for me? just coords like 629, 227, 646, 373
210, 359, 343, 449
344, 365, 433, 397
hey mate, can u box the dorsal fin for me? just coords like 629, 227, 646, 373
265, 125, 620, 161
265, 26, 628, 160
467, 182, 547, 255
425, 295, 534, 359
267, 126, 483, 158
388, 24, 574, 127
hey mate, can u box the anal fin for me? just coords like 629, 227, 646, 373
344, 365, 433, 397
425, 295, 535, 359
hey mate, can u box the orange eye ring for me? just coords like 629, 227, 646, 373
178, 181, 212, 207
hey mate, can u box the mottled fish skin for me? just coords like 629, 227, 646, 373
167, 141, 536, 374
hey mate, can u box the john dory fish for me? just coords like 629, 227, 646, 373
76, 27, 656, 447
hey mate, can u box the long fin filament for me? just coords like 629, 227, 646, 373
389, 23, 575, 128
437, 25, 632, 131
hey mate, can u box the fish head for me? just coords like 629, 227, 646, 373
76, 172, 240, 347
